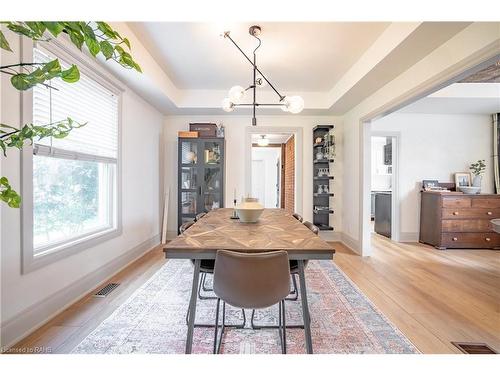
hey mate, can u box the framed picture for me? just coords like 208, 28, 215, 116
455, 172, 472, 188
422, 180, 439, 190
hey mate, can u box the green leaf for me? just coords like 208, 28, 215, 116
41, 59, 61, 75
68, 30, 84, 50
25, 22, 46, 36
60, 65, 80, 83
10, 74, 33, 90
7, 23, 39, 39
0, 30, 12, 51
99, 40, 113, 59
43, 22, 64, 37
96, 22, 116, 39
84, 36, 100, 57
122, 37, 131, 49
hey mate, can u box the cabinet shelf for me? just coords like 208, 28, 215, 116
313, 193, 334, 197
313, 159, 334, 164
313, 209, 334, 214
313, 176, 334, 180
315, 224, 334, 231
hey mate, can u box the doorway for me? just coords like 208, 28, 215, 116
251, 133, 294, 210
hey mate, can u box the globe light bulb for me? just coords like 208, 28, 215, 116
282, 95, 304, 114
229, 85, 245, 103
221, 98, 234, 112
255, 75, 267, 88
257, 135, 269, 146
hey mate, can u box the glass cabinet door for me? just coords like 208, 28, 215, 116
180, 140, 198, 165
180, 191, 197, 215
202, 140, 223, 212
203, 141, 222, 165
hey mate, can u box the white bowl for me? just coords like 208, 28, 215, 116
458, 186, 481, 194
235, 197, 264, 223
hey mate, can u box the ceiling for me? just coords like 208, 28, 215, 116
251, 133, 293, 144
398, 83, 500, 114
128, 22, 390, 91
459, 60, 500, 83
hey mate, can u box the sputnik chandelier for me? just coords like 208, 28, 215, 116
221, 25, 304, 126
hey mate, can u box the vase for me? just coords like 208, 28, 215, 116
472, 175, 482, 192
235, 197, 264, 223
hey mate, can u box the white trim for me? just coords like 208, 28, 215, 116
1, 235, 160, 351
340, 232, 361, 255
399, 232, 419, 242
20, 37, 123, 274
34, 144, 117, 164
245, 126, 304, 214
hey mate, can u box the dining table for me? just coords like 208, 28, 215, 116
163, 208, 336, 354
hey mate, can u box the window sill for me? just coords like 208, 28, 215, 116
22, 226, 122, 274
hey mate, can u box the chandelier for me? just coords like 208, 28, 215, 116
221, 25, 304, 126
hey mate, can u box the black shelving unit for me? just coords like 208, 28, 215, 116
177, 137, 225, 233
312, 125, 335, 231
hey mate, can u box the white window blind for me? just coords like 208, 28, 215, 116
33, 47, 119, 161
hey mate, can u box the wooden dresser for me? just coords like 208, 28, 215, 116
419, 192, 500, 249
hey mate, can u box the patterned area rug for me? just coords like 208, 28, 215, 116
72, 260, 418, 354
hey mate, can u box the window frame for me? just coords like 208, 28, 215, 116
21, 37, 124, 273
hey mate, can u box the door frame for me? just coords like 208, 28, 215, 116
245, 126, 303, 214
370, 131, 401, 242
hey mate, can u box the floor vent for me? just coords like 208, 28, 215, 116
93, 283, 120, 298
452, 342, 497, 354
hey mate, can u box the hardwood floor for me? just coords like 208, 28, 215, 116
5, 235, 499, 354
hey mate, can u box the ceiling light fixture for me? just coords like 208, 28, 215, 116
221, 25, 304, 126
257, 135, 270, 146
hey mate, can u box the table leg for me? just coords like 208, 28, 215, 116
185, 259, 201, 354
298, 260, 313, 354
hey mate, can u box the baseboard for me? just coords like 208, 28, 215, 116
399, 232, 419, 242
319, 231, 341, 242
340, 232, 361, 255
1, 234, 160, 350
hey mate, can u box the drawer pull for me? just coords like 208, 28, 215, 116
453, 211, 459, 215
452, 237, 458, 241
487, 211, 492, 215
485, 237, 491, 242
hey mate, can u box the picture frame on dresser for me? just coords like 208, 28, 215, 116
454, 172, 472, 188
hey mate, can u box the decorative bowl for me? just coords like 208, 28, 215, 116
458, 186, 481, 194
235, 197, 264, 223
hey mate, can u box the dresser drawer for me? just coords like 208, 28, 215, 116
471, 198, 500, 208
441, 233, 500, 248
442, 197, 471, 208
442, 219, 491, 232
442, 208, 500, 219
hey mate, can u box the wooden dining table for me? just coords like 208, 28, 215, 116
163, 208, 336, 354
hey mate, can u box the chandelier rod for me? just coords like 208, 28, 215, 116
224, 32, 285, 101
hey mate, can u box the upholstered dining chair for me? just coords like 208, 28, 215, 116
251, 220, 319, 329
292, 213, 303, 222
195, 212, 207, 221
213, 250, 290, 354
180, 221, 246, 329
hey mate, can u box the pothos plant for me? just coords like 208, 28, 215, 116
0, 21, 141, 207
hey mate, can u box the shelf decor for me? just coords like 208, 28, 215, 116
313, 125, 335, 231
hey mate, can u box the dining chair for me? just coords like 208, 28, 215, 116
251, 220, 319, 329
180, 221, 246, 329
213, 250, 290, 354
195, 212, 206, 221
292, 213, 303, 222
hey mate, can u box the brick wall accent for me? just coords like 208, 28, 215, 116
283, 135, 295, 213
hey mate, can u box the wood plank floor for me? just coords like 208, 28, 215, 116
6, 235, 500, 354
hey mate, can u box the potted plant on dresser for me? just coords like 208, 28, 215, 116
470, 159, 486, 193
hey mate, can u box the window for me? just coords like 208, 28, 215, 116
23, 44, 121, 269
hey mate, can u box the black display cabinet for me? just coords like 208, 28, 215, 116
177, 137, 225, 232
312, 125, 335, 231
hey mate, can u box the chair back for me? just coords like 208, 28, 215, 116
195, 212, 206, 221
213, 250, 290, 309
179, 220, 195, 233
303, 221, 319, 235
292, 213, 303, 222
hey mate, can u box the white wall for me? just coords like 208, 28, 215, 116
372, 113, 493, 237
251, 147, 281, 208
341, 22, 499, 254
163, 115, 342, 238
0, 32, 164, 347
